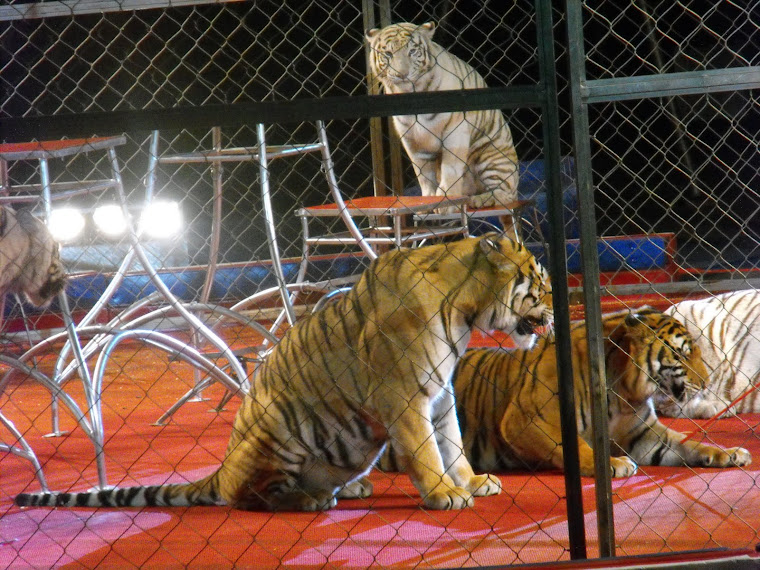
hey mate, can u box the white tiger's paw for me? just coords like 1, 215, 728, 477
434, 204, 461, 216
422, 486, 474, 510
466, 474, 502, 497
336, 477, 373, 499
610, 456, 638, 478
467, 193, 495, 210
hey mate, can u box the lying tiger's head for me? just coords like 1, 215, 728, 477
476, 235, 553, 350
0, 208, 67, 308
365, 21, 436, 86
608, 308, 708, 403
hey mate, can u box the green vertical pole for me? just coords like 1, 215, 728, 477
535, 0, 588, 560
565, 0, 616, 557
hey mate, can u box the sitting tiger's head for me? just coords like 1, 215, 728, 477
477, 235, 553, 350
0, 207, 67, 308
365, 21, 437, 85
608, 308, 708, 403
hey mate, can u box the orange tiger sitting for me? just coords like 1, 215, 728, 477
16, 234, 552, 511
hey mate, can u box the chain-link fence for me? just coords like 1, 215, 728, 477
1, 0, 759, 567
567, 0, 760, 561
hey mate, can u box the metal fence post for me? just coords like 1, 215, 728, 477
537, 0, 588, 560
565, 0, 617, 558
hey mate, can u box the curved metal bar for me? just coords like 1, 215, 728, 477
316, 119, 377, 260
92, 330, 251, 431
0, 324, 123, 395
48, 291, 163, 433
40, 155, 97, 438
41, 303, 273, 403
201, 127, 223, 304
256, 123, 297, 325
2, 293, 154, 391
229, 282, 333, 314
153, 376, 216, 426
311, 286, 352, 313
51, 135, 159, 432
117, 195, 249, 387
0, 354, 102, 488
0, 410, 49, 492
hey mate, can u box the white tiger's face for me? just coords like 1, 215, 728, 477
366, 22, 436, 86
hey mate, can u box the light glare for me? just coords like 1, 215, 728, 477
93, 204, 128, 236
141, 201, 182, 239
48, 208, 85, 242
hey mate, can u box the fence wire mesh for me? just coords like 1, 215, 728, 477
0, 0, 759, 568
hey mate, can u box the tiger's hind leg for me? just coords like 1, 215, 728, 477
264, 460, 376, 510
233, 475, 339, 512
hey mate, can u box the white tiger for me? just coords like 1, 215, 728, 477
655, 289, 760, 418
0, 206, 66, 308
365, 22, 520, 238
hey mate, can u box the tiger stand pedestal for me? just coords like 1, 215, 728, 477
413, 200, 541, 245
296, 194, 469, 259
0, 136, 130, 487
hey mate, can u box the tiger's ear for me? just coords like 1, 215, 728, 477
365, 27, 380, 41
480, 235, 520, 270
624, 307, 656, 329
624, 313, 644, 328
622, 311, 661, 344
418, 21, 436, 38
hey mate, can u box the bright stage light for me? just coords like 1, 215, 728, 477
48, 208, 86, 242
93, 204, 128, 236
141, 201, 182, 239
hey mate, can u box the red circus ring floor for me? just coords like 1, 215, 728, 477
1, 324, 759, 569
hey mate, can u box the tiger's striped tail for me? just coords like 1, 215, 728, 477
14, 472, 224, 508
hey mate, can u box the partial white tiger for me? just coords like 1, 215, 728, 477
365, 22, 520, 236
0, 206, 66, 308
656, 289, 760, 418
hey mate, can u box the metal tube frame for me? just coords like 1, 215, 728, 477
535, 0, 588, 560
565, 0, 614, 558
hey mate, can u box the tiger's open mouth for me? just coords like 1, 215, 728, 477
516, 316, 543, 337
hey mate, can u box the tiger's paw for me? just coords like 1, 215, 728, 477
434, 204, 462, 216
466, 474, 502, 497
336, 477, 373, 499
422, 486, 474, 510
610, 456, 638, 478
466, 193, 496, 210
271, 490, 337, 512
715, 447, 752, 468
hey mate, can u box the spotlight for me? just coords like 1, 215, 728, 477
48, 208, 86, 242
141, 201, 182, 239
93, 204, 128, 236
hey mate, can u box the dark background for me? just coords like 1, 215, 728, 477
1, 0, 758, 268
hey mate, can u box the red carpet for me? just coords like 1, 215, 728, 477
1, 326, 759, 568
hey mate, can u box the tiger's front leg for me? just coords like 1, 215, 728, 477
383, 392, 474, 510
434, 124, 471, 214
432, 386, 501, 497
622, 414, 752, 469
